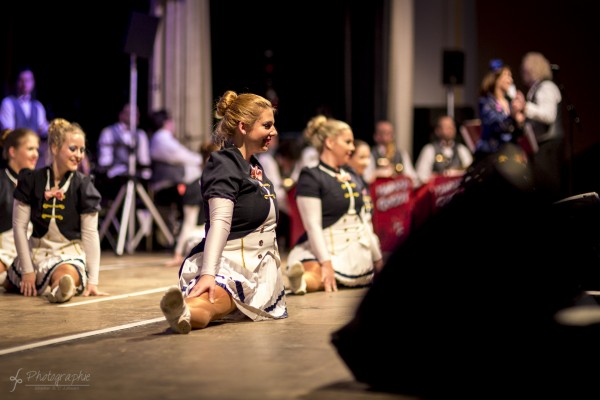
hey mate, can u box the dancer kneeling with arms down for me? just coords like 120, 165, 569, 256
285, 115, 383, 295
9, 118, 106, 302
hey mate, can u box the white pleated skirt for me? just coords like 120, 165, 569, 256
286, 212, 374, 287
9, 230, 87, 295
179, 226, 288, 321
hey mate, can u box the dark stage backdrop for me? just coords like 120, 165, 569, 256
1, 1, 386, 156
209, 0, 386, 142
2, 0, 599, 196
0, 1, 152, 157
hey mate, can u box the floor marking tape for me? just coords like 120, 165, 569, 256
0, 317, 166, 356
57, 287, 172, 307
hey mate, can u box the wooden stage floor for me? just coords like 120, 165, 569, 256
0, 250, 416, 400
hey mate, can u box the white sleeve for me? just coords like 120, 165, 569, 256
363, 156, 377, 184
151, 131, 202, 166
13, 200, 34, 273
301, 147, 320, 169
371, 233, 382, 262
0, 97, 15, 129
36, 102, 49, 137
401, 149, 421, 188
363, 211, 383, 262
96, 128, 115, 169
415, 144, 435, 185
525, 81, 562, 125
296, 196, 331, 263
175, 205, 201, 256
136, 130, 152, 167
457, 144, 474, 169
201, 198, 233, 276
81, 213, 101, 285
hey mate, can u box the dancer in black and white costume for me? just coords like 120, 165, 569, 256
285, 116, 383, 295
0, 128, 39, 289
9, 118, 105, 302
159, 90, 288, 334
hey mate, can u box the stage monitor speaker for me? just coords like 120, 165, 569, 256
124, 12, 160, 59
331, 144, 600, 397
442, 49, 464, 85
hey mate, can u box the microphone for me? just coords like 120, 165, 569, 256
550, 64, 560, 72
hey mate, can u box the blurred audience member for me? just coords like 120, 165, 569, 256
165, 141, 219, 268
148, 109, 203, 237
0, 67, 49, 169
148, 109, 202, 193
415, 115, 473, 184
95, 103, 152, 202
363, 120, 419, 187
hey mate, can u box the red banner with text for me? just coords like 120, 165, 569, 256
370, 176, 414, 253
412, 175, 464, 230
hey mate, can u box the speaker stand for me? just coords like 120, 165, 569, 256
446, 85, 455, 118
98, 53, 174, 255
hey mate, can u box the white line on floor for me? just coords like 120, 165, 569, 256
101, 260, 171, 270
0, 317, 166, 356
57, 287, 172, 307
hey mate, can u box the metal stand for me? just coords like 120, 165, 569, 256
98, 53, 174, 255
446, 85, 455, 119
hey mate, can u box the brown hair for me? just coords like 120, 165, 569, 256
480, 65, 512, 96
0, 127, 39, 160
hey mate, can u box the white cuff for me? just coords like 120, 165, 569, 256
81, 213, 100, 285
296, 196, 330, 263
13, 200, 34, 273
201, 198, 233, 276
